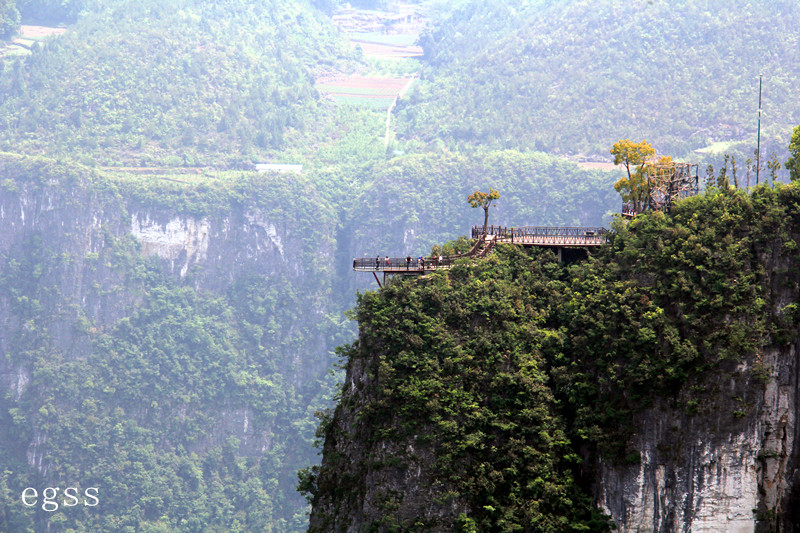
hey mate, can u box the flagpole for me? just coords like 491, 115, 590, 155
756, 74, 762, 185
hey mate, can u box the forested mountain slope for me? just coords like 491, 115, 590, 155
0, 0, 353, 166
307, 182, 800, 531
0, 147, 620, 531
0, 154, 346, 531
399, 0, 800, 158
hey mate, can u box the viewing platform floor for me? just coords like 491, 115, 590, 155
353, 225, 610, 279
471, 225, 609, 247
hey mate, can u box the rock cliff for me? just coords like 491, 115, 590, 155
307, 185, 800, 532
0, 155, 339, 530
0, 156, 332, 367
597, 338, 800, 532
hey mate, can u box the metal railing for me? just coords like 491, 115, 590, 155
353, 255, 461, 272
471, 225, 609, 246
354, 225, 611, 274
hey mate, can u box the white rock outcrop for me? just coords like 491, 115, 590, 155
131, 213, 210, 277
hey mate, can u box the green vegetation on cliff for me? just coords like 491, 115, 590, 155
308, 247, 611, 531
306, 181, 800, 531
0, 154, 344, 532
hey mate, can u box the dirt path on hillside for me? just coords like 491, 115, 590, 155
384, 76, 417, 148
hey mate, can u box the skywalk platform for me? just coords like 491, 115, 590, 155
353, 225, 609, 285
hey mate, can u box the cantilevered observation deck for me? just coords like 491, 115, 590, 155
353, 225, 609, 285
470, 225, 609, 247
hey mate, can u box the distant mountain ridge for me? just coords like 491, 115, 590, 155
399, 0, 800, 158
0, 0, 353, 166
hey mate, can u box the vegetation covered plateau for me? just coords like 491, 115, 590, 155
306, 180, 800, 531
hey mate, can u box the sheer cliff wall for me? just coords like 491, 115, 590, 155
308, 185, 800, 532
0, 155, 339, 530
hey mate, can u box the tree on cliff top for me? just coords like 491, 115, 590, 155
468, 187, 500, 234
611, 139, 655, 213
787, 124, 800, 182
0, 0, 19, 38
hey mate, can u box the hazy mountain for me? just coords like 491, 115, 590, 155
400, 0, 800, 159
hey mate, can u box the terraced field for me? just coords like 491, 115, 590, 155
316, 76, 415, 110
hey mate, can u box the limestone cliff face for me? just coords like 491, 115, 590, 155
0, 158, 336, 465
0, 173, 318, 337
128, 206, 315, 290
310, 186, 800, 532
597, 342, 800, 533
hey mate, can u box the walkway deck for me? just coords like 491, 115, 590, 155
353, 225, 609, 279
354, 256, 456, 273
471, 225, 609, 247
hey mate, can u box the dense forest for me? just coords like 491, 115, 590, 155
0, 0, 355, 166
306, 180, 800, 531
0, 0, 798, 530
400, 0, 800, 160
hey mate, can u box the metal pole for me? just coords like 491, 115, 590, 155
756, 74, 762, 185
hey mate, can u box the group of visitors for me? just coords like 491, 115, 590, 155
368, 255, 448, 270
364, 251, 464, 271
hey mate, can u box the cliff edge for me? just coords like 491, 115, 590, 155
306, 184, 800, 532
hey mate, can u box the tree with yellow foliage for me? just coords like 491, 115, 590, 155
611, 139, 655, 214
468, 188, 500, 234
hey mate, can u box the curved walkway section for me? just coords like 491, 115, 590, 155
354, 256, 457, 273
353, 225, 610, 273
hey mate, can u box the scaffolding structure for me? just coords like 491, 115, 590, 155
622, 162, 699, 217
